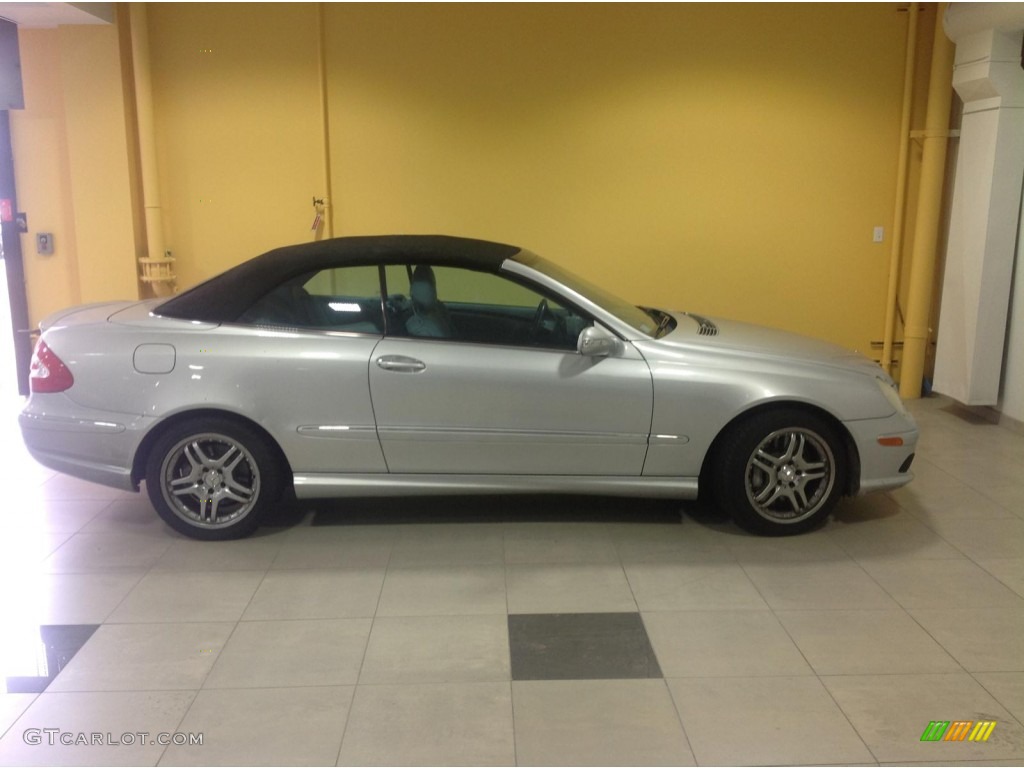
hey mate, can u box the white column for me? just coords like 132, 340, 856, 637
933, 12, 1024, 405
1001, 196, 1024, 422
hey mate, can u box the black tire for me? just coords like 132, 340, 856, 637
712, 408, 846, 536
145, 417, 283, 540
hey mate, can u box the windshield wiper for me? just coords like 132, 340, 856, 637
639, 306, 674, 338
655, 310, 674, 338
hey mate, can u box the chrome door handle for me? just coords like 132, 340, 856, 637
376, 355, 426, 373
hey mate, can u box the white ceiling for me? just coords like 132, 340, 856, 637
0, 2, 113, 28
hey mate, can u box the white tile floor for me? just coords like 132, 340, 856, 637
0, 395, 1022, 766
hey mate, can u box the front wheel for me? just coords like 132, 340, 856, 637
145, 417, 282, 540
713, 409, 846, 536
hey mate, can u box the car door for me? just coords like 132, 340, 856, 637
369, 264, 653, 475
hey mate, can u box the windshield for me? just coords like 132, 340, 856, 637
513, 252, 661, 337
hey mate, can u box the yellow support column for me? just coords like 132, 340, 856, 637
899, 3, 955, 399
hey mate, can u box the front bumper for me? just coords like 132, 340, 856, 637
843, 409, 919, 495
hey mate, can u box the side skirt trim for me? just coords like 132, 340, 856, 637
292, 473, 698, 500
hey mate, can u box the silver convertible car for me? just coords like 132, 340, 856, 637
21, 235, 917, 540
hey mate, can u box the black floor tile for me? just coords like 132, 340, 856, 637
508, 612, 662, 681
5, 624, 99, 693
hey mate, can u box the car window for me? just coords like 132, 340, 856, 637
383, 264, 590, 350
237, 265, 384, 333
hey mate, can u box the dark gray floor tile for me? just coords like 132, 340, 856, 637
509, 612, 661, 681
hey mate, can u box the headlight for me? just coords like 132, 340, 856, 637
877, 376, 908, 415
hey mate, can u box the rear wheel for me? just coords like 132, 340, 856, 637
145, 417, 282, 540
713, 408, 846, 536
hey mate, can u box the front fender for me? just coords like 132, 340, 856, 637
634, 341, 892, 477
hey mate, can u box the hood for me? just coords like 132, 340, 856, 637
659, 312, 883, 375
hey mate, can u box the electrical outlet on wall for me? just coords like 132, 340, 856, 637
873, 226, 884, 243
36, 232, 54, 255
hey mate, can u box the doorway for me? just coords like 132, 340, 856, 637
0, 246, 19, 402
0, 109, 30, 398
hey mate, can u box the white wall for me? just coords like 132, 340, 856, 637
998, 192, 1024, 423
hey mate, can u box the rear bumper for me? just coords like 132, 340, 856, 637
23, 446, 136, 491
843, 410, 919, 495
19, 395, 150, 492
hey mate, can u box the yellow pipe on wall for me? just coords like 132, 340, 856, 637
899, 3, 955, 399
881, 2, 919, 375
125, 3, 175, 296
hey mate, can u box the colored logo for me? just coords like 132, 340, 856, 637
920, 720, 996, 742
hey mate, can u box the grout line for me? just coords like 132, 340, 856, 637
737, 557, 882, 763
153, 688, 199, 767
657, 661, 700, 764
964, 672, 1024, 732
0, 691, 40, 747
333, 520, 397, 764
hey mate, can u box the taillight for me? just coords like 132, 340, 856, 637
29, 340, 74, 393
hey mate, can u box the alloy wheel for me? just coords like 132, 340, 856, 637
743, 427, 835, 524
160, 432, 261, 529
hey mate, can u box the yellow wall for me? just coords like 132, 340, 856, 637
12, 23, 138, 327
324, 3, 911, 355
58, 24, 139, 305
10, 28, 81, 325
15, 3, 928, 359
147, 2, 324, 289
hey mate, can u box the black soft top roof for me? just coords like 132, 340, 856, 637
156, 235, 521, 323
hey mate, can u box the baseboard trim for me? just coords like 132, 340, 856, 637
930, 395, 1024, 436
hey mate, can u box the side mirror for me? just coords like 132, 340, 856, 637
577, 325, 618, 357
